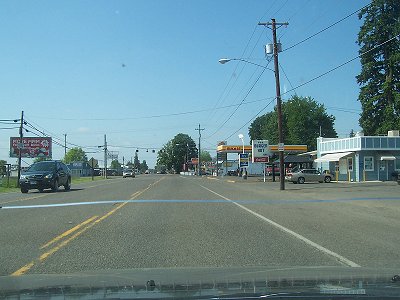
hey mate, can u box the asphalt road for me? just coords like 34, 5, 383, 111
1, 174, 400, 277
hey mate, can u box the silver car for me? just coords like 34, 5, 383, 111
122, 169, 135, 178
288, 169, 332, 184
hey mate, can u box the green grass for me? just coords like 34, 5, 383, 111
0, 176, 107, 193
0, 177, 19, 193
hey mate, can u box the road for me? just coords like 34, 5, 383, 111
1, 174, 400, 276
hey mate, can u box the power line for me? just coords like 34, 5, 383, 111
206, 65, 268, 139
208, 29, 266, 123
207, 1, 280, 124
282, 3, 371, 52
281, 33, 400, 96
222, 33, 399, 142
225, 97, 276, 141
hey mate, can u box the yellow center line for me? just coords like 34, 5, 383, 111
11, 176, 166, 276
11, 261, 35, 276
40, 215, 99, 249
39, 202, 127, 262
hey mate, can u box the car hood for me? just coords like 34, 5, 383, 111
1, 266, 400, 299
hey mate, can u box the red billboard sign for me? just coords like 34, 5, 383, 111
10, 137, 52, 158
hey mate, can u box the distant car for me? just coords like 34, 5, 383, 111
145, 170, 150, 174
288, 169, 332, 184
265, 166, 280, 176
123, 169, 135, 178
19, 160, 71, 193
227, 170, 238, 176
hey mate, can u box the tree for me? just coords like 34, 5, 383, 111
63, 147, 88, 164
248, 95, 337, 151
357, 0, 400, 135
110, 160, 122, 170
140, 160, 148, 173
200, 150, 212, 162
0, 160, 6, 176
133, 152, 140, 170
157, 133, 197, 173
349, 129, 355, 138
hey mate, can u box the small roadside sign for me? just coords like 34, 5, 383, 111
88, 158, 98, 168
252, 140, 270, 163
239, 153, 249, 167
278, 143, 285, 152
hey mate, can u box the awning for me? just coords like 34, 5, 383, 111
380, 155, 396, 161
314, 152, 353, 163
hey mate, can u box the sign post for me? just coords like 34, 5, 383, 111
88, 158, 98, 181
252, 140, 270, 182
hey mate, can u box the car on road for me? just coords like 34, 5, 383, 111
287, 168, 332, 184
19, 160, 72, 193
122, 169, 135, 178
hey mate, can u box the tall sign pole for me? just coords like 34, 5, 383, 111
258, 19, 288, 191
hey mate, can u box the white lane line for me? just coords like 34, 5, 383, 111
199, 184, 361, 268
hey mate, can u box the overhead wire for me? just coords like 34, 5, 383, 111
223, 33, 400, 141
282, 3, 371, 52
207, 0, 281, 124
205, 59, 272, 139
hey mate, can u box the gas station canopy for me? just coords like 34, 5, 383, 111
217, 144, 307, 154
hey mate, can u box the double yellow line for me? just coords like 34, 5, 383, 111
11, 177, 165, 276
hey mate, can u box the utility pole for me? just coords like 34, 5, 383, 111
17, 110, 24, 187
195, 124, 204, 176
259, 19, 288, 191
64, 134, 67, 157
104, 134, 107, 179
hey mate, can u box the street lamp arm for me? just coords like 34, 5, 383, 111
218, 58, 275, 73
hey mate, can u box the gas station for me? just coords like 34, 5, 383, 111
216, 143, 308, 177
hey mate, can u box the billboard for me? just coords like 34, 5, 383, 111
10, 137, 52, 158
252, 140, 270, 163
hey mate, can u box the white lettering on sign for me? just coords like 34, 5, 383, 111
252, 140, 270, 163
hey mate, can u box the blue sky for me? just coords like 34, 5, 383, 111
0, 0, 370, 168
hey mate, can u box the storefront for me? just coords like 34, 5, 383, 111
315, 131, 400, 182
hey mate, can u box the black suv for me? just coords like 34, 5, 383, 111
19, 160, 72, 193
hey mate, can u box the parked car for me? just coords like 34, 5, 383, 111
19, 160, 71, 193
227, 170, 238, 176
265, 165, 280, 176
288, 169, 332, 184
122, 169, 135, 178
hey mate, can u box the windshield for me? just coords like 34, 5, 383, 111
1, 1, 400, 298
27, 162, 56, 172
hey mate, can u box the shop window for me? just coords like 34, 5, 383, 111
364, 156, 374, 171
348, 157, 353, 171
396, 158, 400, 170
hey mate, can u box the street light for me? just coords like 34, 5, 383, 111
218, 58, 275, 73
238, 133, 245, 154
220, 56, 285, 190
